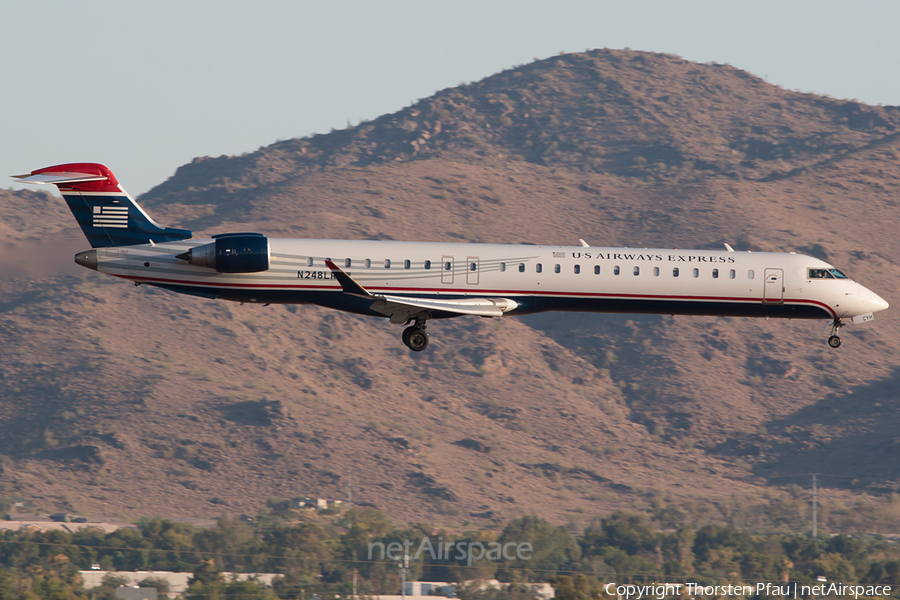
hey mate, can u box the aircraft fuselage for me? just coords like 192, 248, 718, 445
82, 238, 886, 323
17, 162, 888, 351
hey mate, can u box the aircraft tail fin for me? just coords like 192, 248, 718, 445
13, 163, 192, 248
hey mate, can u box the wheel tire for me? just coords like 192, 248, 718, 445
828, 335, 842, 348
402, 326, 415, 347
407, 329, 429, 352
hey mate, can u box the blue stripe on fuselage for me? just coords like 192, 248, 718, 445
141, 283, 831, 320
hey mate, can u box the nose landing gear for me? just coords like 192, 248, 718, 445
402, 317, 429, 352
827, 319, 842, 348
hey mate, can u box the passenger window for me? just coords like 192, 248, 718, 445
469, 262, 476, 271
693, 268, 699, 278
554, 264, 561, 274
634, 266, 640, 276
518, 263, 525, 272
653, 267, 660, 276
614, 266, 620, 275
307, 257, 314, 267
673, 268, 679, 277
384, 259, 391, 268
404, 260, 411, 269
345, 258, 352, 268
365, 259, 371, 268
500, 262, 506, 272
424, 260, 431, 270
536, 263, 543, 273
444, 261, 452, 271
574, 265, 581, 274
748, 270, 755, 280
712, 268, 719, 279
594, 265, 600, 275
729, 269, 735, 279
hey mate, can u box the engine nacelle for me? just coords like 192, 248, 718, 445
177, 233, 269, 273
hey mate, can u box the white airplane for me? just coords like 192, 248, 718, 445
15, 163, 889, 351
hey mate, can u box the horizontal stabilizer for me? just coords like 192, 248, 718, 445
13, 163, 191, 248
13, 172, 108, 185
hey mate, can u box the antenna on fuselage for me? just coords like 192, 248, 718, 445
579, 239, 590, 248
724, 243, 735, 252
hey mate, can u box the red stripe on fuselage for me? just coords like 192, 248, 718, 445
118, 274, 838, 318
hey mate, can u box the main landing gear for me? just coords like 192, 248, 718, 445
827, 318, 842, 348
402, 317, 429, 352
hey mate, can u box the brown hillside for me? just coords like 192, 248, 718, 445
2, 50, 900, 531
142, 49, 900, 211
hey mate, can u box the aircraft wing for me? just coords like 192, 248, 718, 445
324, 260, 517, 323
374, 295, 509, 317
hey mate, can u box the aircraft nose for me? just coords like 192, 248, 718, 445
870, 292, 890, 313
861, 286, 889, 313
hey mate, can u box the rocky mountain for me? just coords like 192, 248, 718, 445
2, 49, 900, 532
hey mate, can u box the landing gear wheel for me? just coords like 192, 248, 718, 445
826, 318, 843, 349
403, 326, 429, 352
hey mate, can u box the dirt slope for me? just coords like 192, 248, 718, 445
2, 50, 900, 530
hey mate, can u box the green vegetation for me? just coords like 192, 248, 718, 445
2, 510, 900, 599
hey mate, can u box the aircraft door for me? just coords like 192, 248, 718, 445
467, 257, 479, 285
441, 256, 454, 284
764, 268, 784, 303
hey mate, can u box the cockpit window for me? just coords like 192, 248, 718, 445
809, 268, 849, 280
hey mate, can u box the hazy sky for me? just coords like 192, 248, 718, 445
3, 1, 899, 197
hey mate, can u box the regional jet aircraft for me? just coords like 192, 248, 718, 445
15, 163, 889, 351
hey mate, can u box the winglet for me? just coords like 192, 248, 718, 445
324, 260, 372, 297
